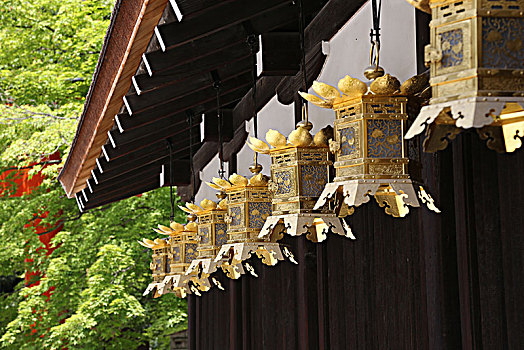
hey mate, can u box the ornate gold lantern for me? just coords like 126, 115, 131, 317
210, 168, 296, 279
300, 73, 440, 218
184, 198, 228, 292
162, 217, 199, 296
247, 125, 353, 243
405, 0, 524, 153
140, 217, 199, 298
140, 237, 170, 298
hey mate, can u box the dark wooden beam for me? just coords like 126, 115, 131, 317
103, 123, 200, 162
192, 141, 219, 174
88, 159, 178, 195
80, 180, 159, 211
276, 0, 368, 104
260, 32, 300, 76
110, 114, 189, 148
137, 0, 321, 79
84, 159, 190, 207
136, 25, 249, 77
203, 109, 234, 143
114, 85, 248, 142
231, 76, 284, 129
119, 78, 250, 131
155, 0, 293, 51
276, 43, 325, 105
131, 42, 252, 100
97, 138, 201, 186
127, 68, 252, 116
223, 123, 249, 162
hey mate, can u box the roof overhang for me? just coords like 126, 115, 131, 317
58, 0, 169, 198
59, 0, 367, 210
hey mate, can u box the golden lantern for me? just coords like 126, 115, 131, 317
140, 216, 199, 298
247, 125, 353, 243
300, 72, 440, 219
184, 197, 228, 292
140, 237, 170, 298
405, 0, 524, 153
210, 167, 297, 279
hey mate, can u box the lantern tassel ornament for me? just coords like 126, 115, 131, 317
252, 119, 354, 243
212, 159, 297, 279
404, 0, 524, 153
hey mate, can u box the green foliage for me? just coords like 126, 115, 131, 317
0, 0, 113, 105
0, 1, 188, 349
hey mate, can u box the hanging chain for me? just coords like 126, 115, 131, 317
247, 34, 259, 138
186, 110, 196, 202
167, 140, 175, 221
369, 0, 382, 67
298, 0, 308, 121
213, 81, 226, 179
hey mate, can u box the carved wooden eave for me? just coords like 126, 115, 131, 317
58, 0, 170, 198
58, 0, 367, 211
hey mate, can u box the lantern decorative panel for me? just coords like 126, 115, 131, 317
300, 74, 440, 220
405, 0, 524, 153
140, 238, 169, 298
209, 171, 296, 279
247, 126, 353, 243
163, 217, 199, 296
185, 198, 228, 292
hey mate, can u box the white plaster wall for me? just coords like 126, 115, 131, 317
194, 0, 416, 204
194, 153, 228, 204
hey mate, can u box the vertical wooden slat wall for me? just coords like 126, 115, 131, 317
187, 132, 523, 349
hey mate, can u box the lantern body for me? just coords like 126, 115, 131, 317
169, 231, 198, 275
185, 208, 227, 291
332, 95, 409, 181
226, 185, 272, 243
270, 146, 331, 215
151, 246, 169, 283
214, 179, 291, 279
428, 1, 523, 103
260, 142, 352, 243
405, 0, 524, 152
196, 208, 227, 258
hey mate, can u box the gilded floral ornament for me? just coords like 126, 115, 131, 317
288, 126, 313, 147
229, 173, 249, 187
248, 172, 269, 186
338, 75, 369, 97
265, 129, 287, 148
246, 136, 270, 154
313, 125, 334, 147
369, 74, 401, 95
400, 72, 429, 96
200, 198, 217, 210
312, 81, 341, 100
404, 0, 430, 13
298, 92, 333, 108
